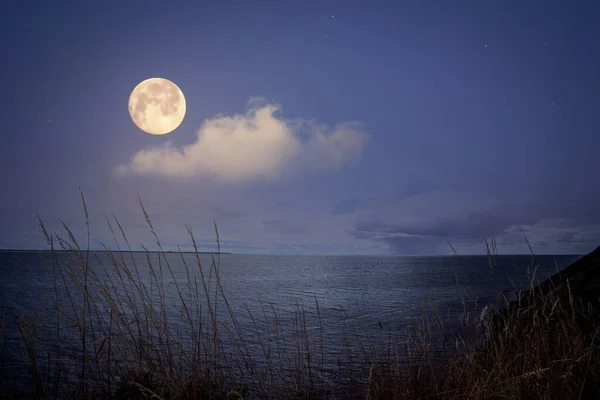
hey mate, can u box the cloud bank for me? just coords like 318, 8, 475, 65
117, 100, 369, 182
347, 188, 600, 255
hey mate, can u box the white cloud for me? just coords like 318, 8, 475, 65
116, 100, 369, 182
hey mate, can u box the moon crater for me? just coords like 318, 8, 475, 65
128, 77, 186, 135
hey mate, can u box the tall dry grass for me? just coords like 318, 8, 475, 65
1, 191, 599, 399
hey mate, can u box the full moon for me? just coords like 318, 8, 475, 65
128, 77, 186, 135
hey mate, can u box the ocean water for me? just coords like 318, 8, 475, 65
0, 251, 582, 394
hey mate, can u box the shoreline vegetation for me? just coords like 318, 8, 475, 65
1, 193, 599, 399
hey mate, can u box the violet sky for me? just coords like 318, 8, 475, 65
1, 0, 599, 255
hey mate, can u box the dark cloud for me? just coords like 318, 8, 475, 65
344, 228, 374, 240
350, 187, 600, 254
352, 207, 520, 240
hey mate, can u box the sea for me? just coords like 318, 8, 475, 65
0, 251, 583, 396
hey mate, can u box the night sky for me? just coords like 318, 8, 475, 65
1, 1, 599, 255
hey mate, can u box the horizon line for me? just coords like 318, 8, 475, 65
0, 248, 585, 257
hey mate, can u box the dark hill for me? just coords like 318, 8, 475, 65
484, 245, 600, 339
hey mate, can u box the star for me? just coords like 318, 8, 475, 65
484, 44, 488, 48
551, 102, 555, 106
325, 34, 328, 38
331, 14, 334, 18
